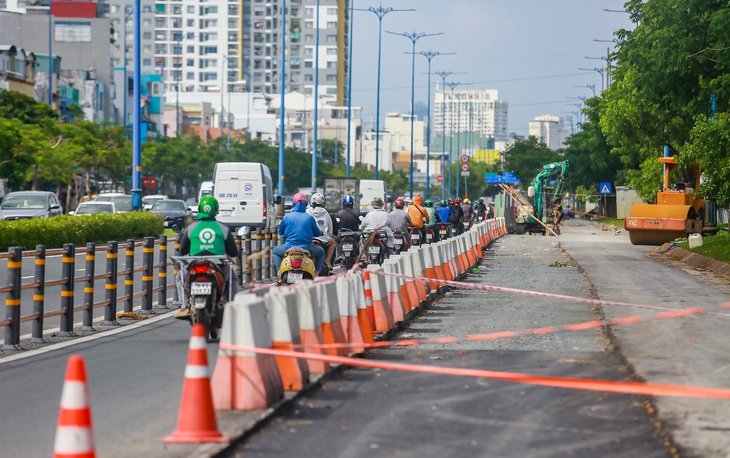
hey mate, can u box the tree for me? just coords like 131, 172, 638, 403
502, 136, 562, 185
681, 113, 730, 207
600, 0, 730, 201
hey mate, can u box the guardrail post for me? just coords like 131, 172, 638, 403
59, 243, 76, 337
3, 247, 22, 350
30, 245, 47, 343
234, 233, 243, 287
270, 227, 279, 279
157, 235, 169, 309
262, 228, 271, 282
81, 242, 96, 331
242, 226, 252, 286
140, 236, 155, 315
102, 241, 119, 326
172, 234, 181, 304
254, 229, 262, 283
123, 239, 135, 314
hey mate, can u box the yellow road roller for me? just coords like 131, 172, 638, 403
624, 157, 704, 245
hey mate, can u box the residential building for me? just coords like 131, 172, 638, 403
433, 88, 509, 153
529, 114, 567, 150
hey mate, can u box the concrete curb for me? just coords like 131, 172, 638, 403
656, 243, 730, 278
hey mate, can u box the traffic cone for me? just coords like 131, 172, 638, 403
54, 354, 96, 458
163, 324, 230, 444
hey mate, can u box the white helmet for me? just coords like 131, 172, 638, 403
311, 192, 325, 207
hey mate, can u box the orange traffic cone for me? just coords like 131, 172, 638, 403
163, 324, 230, 444
54, 354, 96, 458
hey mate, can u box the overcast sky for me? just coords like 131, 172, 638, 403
348, 0, 633, 135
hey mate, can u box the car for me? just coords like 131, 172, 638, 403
148, 199, 193, 229
282, 194, 294, 213
185, 197, 199, 216
95, 193, 133, 213
141, 194, 169, 211
71, 201, 116, 216
0, 191, 64, 220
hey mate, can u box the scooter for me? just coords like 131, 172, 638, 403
312, 237, 334, 276
438, 222, 451, 240
278, 247, 317, 284
172, 255, 234, 342
339, 229, 360, 271
393, 230, 408, 254
424, 226, 436, 244
361, 230, 389, 265
409, 226, 423, 247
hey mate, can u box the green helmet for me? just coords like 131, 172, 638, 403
198, 196, 219, 218
439, 199, 446, 206
424, 199, 433, 207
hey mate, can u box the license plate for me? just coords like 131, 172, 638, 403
342, 243, 354, 251
220, 210, 232, 217
412, 234, 420, 241
190, 282, 212, 295
286, 272, 303, 283
394, 238, 403, 245
439, 230, 447, 235
368, 246, 380, 254
426, 234, 433, 242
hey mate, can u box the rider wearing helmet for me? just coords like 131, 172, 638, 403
307, 192, 336, 270
388, 197, 412, 248
273, 193, 326, 276
336, 195, 360, 233
475, 197, 488, 218
449, 197, 465, 234
461, 198, 473, 227
423, 199, 440, 227
436, 199, 452, 224
175, 196, 239, 319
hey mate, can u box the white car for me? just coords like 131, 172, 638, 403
141, 195, 169, 211
71, 201, 116, 215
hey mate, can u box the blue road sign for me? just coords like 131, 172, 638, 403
599, 182, 613, 194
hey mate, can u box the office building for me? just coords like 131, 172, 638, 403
529, 114, 567, 150
433, 88, 509, 150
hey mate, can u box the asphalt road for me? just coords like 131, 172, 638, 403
2, 219, 728, 457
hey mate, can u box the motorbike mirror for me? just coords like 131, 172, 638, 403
275, 195, 282, 205
238, 226, 251, 237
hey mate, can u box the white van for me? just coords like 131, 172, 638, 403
358, 179, 387, 215
197, 181, 213, 203
212, 163, 275, 230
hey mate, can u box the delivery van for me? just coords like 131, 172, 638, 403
212, 162, 275, 230
197, 181, 213, 203
358, 179, 387, 215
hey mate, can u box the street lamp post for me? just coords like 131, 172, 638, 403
386, 30, 443, 199
312, 0, 320, 193
359, 6, 413, 179
579, 67, 605, 92
416, 51, 454, 201
435, 71, 464, 201
48, 0, 52, 106
131, 0, 142, 210
278, 0, 287, 197
345, 0, 355, 177
227, 78, 231, 152
445, 81, 461, 198
122, 7, 135, 135
574, 84, 595, 97
220, 55, 227, 153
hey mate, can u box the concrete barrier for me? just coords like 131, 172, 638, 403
264, 289, 310, 391
294, 282, 329, 375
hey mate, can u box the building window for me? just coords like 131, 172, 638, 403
326, 35, 336, 42
187, 5, 194, 13
326, 21, 337, 29
187, 19, 195, 27
326, 48, 337, 55
143, 58, 152, 66
304, 74, 313, 81
186, 72, 194, 80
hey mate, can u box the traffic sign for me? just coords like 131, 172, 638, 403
142, 174, 157, 189
461, 171, 470, 177
461, 163, 470, 172
460, 154, 470, 163
436, 175, 443, 183
599, 182, 613, 194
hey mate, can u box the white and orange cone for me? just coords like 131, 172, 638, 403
54, 354, 96, 458
163, 324, 229, 444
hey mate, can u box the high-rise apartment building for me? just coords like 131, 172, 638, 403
528, 114, 567, 150
433, 88, 509, 144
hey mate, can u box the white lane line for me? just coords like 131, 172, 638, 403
0, 309, 178, 365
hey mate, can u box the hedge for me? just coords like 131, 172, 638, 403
0, 212, 165, 252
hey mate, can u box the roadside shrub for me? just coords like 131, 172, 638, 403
0, 213, 165, 251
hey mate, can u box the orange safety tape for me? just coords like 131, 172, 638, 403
219, 342, 730, 400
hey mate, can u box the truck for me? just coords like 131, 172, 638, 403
358, 179, 387, 215
322, 177, 360, 216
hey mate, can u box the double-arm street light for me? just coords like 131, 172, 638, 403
358, 6, 413, 179
345, 0, 355, 177
574, 84, 595, 97
386, 30, 443, 198
579, 67, 605, 92
445, 81, 461, 198
417, 51, 454, 200
312, 0, 321, 193
122, 6, 135, 135
435, 71, 464, 201
278, 0, 287, 197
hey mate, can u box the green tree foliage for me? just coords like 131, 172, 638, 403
0, 90, 57, 124
502, 136, 562, 185
600, 0, 730, 201
681, 113, 730, 207
563, 97, 622, 193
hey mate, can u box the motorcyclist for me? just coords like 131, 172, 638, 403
423, 199, 441, 242
388, 197, 412, 248
359, 197, 395, 250
436, 199, 452, 225
307, 192, 335, 271
407, 195, 430, 241
475, 198, 488, 220
461, 198, 474, 227
175, 196, 239, 319
273, 193, 326, 278
450, 198, 465, 234
336, 195, 361, 232
487, 202, 495, 220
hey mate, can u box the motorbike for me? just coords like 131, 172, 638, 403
312, 237, 334, 276
278, 247, 317, 284
424, 226, 436, 244
393, 230, 408, 254
172, 255, 234, 342
361, 229, 390, 265
339, 229, 360, 271
476, 212, 486, 223
438, 222, 451, 240
409, 226, 423, 247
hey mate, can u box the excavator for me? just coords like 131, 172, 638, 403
515, 161, 569, 235
624, 156, 709, 245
